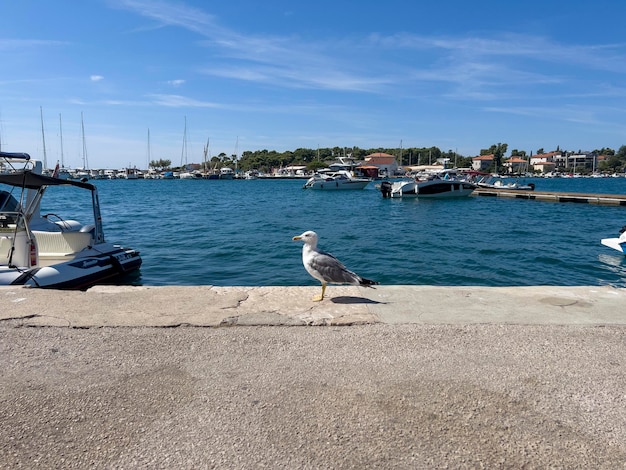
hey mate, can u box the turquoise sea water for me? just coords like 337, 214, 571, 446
41, 177, 626, 288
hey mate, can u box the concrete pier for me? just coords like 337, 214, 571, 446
474, 188, 626, 205
3, 284, 626, 327
2, 285, 626, 468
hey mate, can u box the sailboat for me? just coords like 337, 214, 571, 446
179, 117, 198, 179
144, 129, 157, 179
201, 137, 213, 178
204, 136, 221, 179
72, 112, 90, 180
53, 114, 71, 180
40, 107, 49, 173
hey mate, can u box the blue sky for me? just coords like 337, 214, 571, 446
2, 0, 626, 169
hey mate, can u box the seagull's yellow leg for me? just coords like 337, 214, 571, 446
312, 282, 327, 301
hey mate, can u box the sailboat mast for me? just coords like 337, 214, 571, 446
203, 137, 209, 172
234, 136, 239, 174
40, 107, 48, 170
147, 128, 151, 170
180, 116, 187, 168
81, 112, 89, 170
59, 114, 65, 168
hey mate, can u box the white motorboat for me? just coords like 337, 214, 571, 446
601, 226, 626, 254
380, 174, 477, 198
303, 170, 370, 190
0, 152, 142, 289
219, 167, 235, 179
475, 176, 535, 191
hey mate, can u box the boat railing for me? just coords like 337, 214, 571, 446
0, 211, 33, 267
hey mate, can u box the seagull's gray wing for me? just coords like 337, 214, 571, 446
308, 248, 361, 285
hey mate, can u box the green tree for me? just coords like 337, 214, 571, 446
604, 155, 623, 172
293, 148, 316, 163
307, 161, 327, 172
481, 143, 508, 170
594, 147, 616, 156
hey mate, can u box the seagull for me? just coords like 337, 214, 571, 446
292, 230, 378, 301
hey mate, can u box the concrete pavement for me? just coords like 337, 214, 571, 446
2, 284, 626, 327
2, 284, 626, 468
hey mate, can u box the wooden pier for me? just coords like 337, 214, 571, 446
473, 188, 626, 206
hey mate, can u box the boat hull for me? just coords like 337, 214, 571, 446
304, 180, 370, 190
601, 238, 625, 254
417, 180, 477, 198
387, 179, 476, 198
0, 245, 142, 289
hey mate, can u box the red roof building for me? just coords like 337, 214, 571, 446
471, 154, 494, 171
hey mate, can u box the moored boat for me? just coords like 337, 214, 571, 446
219, 167, 235, 179
0, 152, 142, 289
475, 175, 535, 191
601, 226, 626, 254
303, 170, 370, 190
380, 173, 477, 198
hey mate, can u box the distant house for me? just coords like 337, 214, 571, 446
567, 153, 595, 172
360, 153, 400, 176
530, 152, 560, 173
471, 154, 494, 171
532, 161, 556, 174
503, 156, 529, 174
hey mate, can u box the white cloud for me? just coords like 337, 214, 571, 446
168, 79, 185, 87
90, 75, 104, 82
114, 0, 626, 105
148, 93, 221, 108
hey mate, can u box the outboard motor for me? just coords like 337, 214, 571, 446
528, 183, 536, 191
380, 181, 392, 198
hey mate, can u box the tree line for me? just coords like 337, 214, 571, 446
149, 143, 626, 173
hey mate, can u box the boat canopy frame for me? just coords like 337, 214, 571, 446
0, 170, 105, 245
0, 170, 94, 190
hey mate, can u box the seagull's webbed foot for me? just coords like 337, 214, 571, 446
312, 282, 327, 302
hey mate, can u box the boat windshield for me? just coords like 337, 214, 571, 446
0, 190, 19, 212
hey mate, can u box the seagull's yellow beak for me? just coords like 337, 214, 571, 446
292, 235, 302, 241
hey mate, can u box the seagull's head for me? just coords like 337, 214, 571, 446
293, 230, 318, 247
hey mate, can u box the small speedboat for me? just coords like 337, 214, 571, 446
380, 174, 477, 198
0, 152, 142, 289
303, 170, 370, 190
476, 176, 535, 191
601, 226, 626, 254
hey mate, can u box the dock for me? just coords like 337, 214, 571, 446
473, 188, 626, 205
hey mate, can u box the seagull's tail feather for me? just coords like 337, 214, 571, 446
359, 277, 379, 288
